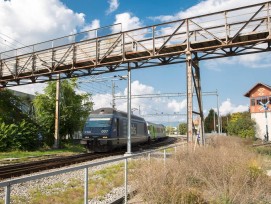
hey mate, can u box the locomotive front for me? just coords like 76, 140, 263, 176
81, 114, 114, 152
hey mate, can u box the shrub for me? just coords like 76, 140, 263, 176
133, 137, 271, 203
0, 120, 39, 151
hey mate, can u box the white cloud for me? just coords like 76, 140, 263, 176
167, 99, 187, 112
91, 80, 187, 124
113, 12, 144, 32
219, 98, 248, 116
81, 19, 100, 39
150, 0, 268, 22
106, 0, 119, 15
0, 0, 85, 52
8, 83, 46, 95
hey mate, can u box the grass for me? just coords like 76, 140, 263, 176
0, 163, 126, 204
132, 136, 271, 204
2, 137, 271, 203
0, 143, 85, 160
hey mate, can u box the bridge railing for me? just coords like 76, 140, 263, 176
1, 2, 270, 86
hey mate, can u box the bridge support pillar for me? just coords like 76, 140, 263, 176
186, 52, 193, 143
186, 52, 205, 145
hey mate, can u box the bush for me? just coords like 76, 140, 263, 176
133, 137, 271, 203
0, 120, 40, 151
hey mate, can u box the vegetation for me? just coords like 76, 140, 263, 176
204, 109, 218, 133
133, 137, 271, 203
227, 112, 256, 138
178, 122, 187, 135
0, 143, 85, 160
0, 163, 126, 204
33, 79, 93, 146
0, 89, 40, 151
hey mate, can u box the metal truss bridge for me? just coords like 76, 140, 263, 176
1, 2, 271, 142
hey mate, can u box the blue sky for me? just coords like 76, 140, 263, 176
1, 0, 271, 125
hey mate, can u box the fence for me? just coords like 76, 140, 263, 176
0, 142, 187, 204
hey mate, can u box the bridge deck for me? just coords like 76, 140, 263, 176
0, 2, 271, 86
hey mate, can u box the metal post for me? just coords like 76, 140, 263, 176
186, 18, 193, 143
164, 149, 166, 166
267, 2, 271, 36
127, 63, 132, 154
124, 158, 128, 204
112, 81, 116, 109
84, 167, 88, 204
5, 184, 10, 204
216, 91, 221, 134
213, 109, 216, 133
152, 26, 155, 56
186, 52, 193, 142
53, 74, 60, 149
265, 111, 269, 141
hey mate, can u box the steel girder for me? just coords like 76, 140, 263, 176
0, 2, 271, 87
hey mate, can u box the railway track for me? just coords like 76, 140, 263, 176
252, 142, 271, 147
0, 137, 181, 180
0, 152, 122, 180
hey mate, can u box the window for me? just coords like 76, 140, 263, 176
251, 99, 255, 106
262, 97, 268, 104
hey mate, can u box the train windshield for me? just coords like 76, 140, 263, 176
85, 118, 112, 128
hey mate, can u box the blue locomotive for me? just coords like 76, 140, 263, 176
81, 108, 149, 152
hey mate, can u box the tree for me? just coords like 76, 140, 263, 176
178, 123, 187, 135
0, 89, 40, 151
204, 109, 218, 133
227, 112, 256, 138
0, 89, 27, 123
33, 79, 93, 146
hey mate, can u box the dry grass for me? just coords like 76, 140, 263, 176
132, 136, 271, 204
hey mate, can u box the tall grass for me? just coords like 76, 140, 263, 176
133, 137, 271, 204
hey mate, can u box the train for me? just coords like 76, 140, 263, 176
147, 122, 167, 140
80, 107, 167, 152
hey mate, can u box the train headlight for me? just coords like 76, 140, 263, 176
102, 136, 108, 138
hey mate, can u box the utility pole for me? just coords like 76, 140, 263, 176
126, 63, 132, 155
53, 74, 60, 149
216, 90, 221, 134
213, 110, 216, 133
112, 81, 116, 109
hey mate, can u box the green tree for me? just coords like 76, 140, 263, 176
33, 79, 93, 146
204, 109, 218, 133
0, 89, 40, 151
178, 123, 187, 135
0, 89, 27, 123
227, 112, 256, 138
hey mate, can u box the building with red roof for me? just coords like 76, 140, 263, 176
244, 83, 271, 140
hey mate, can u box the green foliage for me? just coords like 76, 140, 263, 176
204, 109, 218, 133
227, 112, 256, 138
33, 79, 93, 146
166, 126, 175, 135
0, 89, 40, 151
0, 89, 28, 123
0, 120, 39, 151
178, 122, 187, 135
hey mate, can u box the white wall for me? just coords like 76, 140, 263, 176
251, 112, 271, 141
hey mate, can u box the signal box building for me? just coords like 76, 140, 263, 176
244, 83, 271, 141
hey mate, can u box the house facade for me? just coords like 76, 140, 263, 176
244, 83, 271, 141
